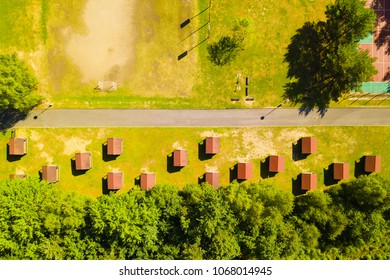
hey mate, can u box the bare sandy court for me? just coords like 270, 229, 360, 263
65, 0, 135, 82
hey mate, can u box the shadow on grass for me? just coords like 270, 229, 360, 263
292, 174, 305, 196
70, 158, 88, 176
260, 157, 276, 179
178, 51, 188, 60
324, 164, 338, 186
0, 110, 27, 132
102, 143, 119, 162
167, 153, 183, 173
229, 164, 246, 184
355, 156, 369, 178
102, 177, 119, 195
292, 140, 309, 161
134, 175, 141, 187
198, 141, 214, 161
229, 165, 238, 183
198, 174, 205, 185
180, 18, 191, 28
6, 145, 25, 162
102, 177, 110, 195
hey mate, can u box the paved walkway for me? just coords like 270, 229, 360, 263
13, 108, 390, 127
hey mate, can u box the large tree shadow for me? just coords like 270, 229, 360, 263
372, 0, 390, 54
298, 107, 328, 118
0, 110, 27, 132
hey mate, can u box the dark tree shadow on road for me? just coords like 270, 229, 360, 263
0, 110, 27, 132
298, 107, 328, 118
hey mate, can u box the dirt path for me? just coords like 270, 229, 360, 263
65, 0, 135, 82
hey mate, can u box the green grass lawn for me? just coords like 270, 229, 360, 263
0, 0, 335, 108
0, 0, 46, 51
2, 0, 389, 108
1, 126, 388, 198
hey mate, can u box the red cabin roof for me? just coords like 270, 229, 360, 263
364, 156, 381, 172
205, 171, 220, 189
140, 172, 156, 190
333, 163, 349, 180
107, 138, 123, 155
75, 152, 92, 170
205, 137, 220, 154
301, 137, 317, 154
42, 165, 60, 183
173, 149, 188, 167
107, 172, 123, 190
9, 137, 27, 155
9, 174, 28, 180
237, 162, 253, 180
301, 172, 317, 190
269, 155, 285, 172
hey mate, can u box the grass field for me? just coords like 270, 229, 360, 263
2, 0, 389, 108
1, 126, 388, 198
0, 0, 47, 51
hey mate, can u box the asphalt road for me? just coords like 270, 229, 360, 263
13, 108, 390, 127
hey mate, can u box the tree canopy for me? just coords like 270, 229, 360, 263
207, 18, 252, 66
0, 53, 41, 113
284, 0, 377, 115
0, 175, 389, 260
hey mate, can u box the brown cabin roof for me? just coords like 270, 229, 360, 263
140, 172, 156, 191
269, 155, 285, 172
205, 137, 220, 154
107, 172, 123, 190
173, 149, 188, 167
75, 152, 92, 170
301, 137, 317, 154
107, 138, 123, 155
205, 171, 220, 189
237, 162, 253, 180
333, 163, 349, 180
364, 155, 381, 172
301, 172, 317, 190
9, 137, 27, 155
42, 165, 60, 183
9, 174, 28, 180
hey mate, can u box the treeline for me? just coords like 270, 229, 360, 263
0, 175, 389, 260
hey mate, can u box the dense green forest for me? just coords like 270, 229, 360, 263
0, 175, 389, 260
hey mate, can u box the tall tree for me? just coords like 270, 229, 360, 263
0, 53, 41, 113
179, 184, 240, 260
284, 0, 377, 115
207, 18, 252, 66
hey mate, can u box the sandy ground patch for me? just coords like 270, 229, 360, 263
60, 137, 92, 155
171, 141, 188, 150
65, 0, 135, 82
204, 164, 218, 172
29, 130, 41, 141
40, 151, 53, 164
